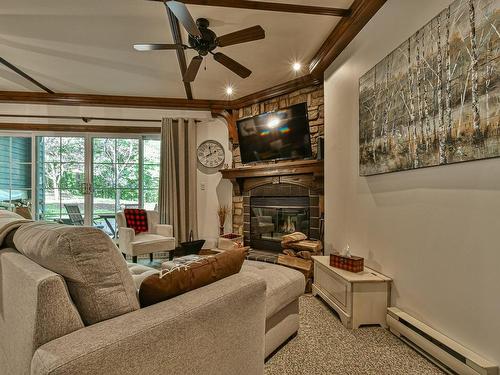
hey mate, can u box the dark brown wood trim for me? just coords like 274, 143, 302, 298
212, 109, 238, 143
221, 159, 323, 193
0, 114, 160, 123
0, 122, 160, 133
0, 57, 54, 94
231, 74, 322, 109
0, 91, 230, 110
167, 6, 193, 99
160, 0, 351, 17
221, 159, 323, 180
309, 0, 387, 78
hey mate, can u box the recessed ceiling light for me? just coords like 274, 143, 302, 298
292, 62, 302, 72
225, 86, 234, 96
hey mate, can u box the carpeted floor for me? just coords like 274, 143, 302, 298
265, 295, 445, 375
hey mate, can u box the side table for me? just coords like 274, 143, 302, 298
311, 255, 391, 329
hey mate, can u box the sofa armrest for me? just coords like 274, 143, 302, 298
153, 223, 173, 237
31, 273, 266, 375
118, 227, 134, 252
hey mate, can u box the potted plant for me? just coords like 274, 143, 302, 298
217, 205, 229, 236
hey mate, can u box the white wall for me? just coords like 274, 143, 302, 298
196, 118, 233, 246
324, 0, 500, 365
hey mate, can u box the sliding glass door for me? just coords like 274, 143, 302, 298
0, 133, 161, 235
92, 137, 140, 236
36, 136, 86, 223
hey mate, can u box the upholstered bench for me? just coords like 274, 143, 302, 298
127, 259, 305, 359
241, 260, 305, 358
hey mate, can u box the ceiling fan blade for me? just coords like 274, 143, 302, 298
133, 43, 182, 51
217, 25, 265, 47
213, 52, 252, 79
165, 1, 202, 38
183, 55, 203, 82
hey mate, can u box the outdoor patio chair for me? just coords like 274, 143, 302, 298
63, 204, 104, 230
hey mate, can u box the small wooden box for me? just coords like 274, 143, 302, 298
330, 253, 364, 273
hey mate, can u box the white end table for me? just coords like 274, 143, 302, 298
312, 256, 392, 329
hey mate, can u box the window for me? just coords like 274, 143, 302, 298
0, 136, 32, 211
92, 138, 140, 235
142, 139, 161, 210
0, 133, 160, 236
36, 136, 85, 222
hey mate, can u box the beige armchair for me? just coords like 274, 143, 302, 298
116, 210, 176, 262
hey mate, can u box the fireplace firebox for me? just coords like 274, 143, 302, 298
250, 196, 310, 252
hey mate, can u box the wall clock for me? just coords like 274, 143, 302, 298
197, 140, 225, 169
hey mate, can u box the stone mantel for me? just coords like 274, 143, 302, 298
221, 159, 324, 195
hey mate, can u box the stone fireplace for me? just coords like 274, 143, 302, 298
221, 160, 323, 253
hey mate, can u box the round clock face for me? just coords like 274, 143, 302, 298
197, 140, 225, 169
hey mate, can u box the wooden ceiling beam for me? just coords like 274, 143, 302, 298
309, 0, 387, 78
150, 0, 351, 17
231, 74, 322, 109
166, 5, 194, 99
0, 122, 160, 134
0, 91, 229, 110
0, 56, 54, 94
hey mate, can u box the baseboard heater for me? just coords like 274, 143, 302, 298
387, 307, 498, 375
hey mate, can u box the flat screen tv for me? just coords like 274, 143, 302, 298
237, 103, 312, 164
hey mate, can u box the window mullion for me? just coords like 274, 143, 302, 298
139, 138, 144, 209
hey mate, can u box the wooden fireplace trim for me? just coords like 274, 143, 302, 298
220, 159, 323, 195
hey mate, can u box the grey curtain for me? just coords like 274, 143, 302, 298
158, 118, 198, 243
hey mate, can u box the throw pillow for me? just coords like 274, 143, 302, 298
13, 222, 140, 325
124, 208, 148, 234
281, 231, 307, 244
139, 248, 248, 307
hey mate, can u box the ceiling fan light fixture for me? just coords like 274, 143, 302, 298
136, 3, 264, 84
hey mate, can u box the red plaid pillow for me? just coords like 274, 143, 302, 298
124, 209, 149, 234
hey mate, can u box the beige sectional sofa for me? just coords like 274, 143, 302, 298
0, 215, 304, 375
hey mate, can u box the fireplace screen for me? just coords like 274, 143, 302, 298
250, 196, 309, 252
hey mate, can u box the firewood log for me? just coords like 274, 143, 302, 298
296, 251, 312, 260
282, 249, 297, 257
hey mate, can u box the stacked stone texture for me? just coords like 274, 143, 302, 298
231, 84, 324, 235
232, 84, 324, 167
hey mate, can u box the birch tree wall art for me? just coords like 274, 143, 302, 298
359, 0, 499, 175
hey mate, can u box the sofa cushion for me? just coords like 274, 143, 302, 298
0, 210, 31, 248
127, 262, 159, 290
241, 260, 305, 318
139, 248, 247, 307
131, 233, 176, 253
13, 222, 140, 325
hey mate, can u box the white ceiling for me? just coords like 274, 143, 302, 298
0, 0, 353, 100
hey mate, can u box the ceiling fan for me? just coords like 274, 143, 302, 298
134, 1, 266, 82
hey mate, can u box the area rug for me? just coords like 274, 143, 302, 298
265, 295, 445, 375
